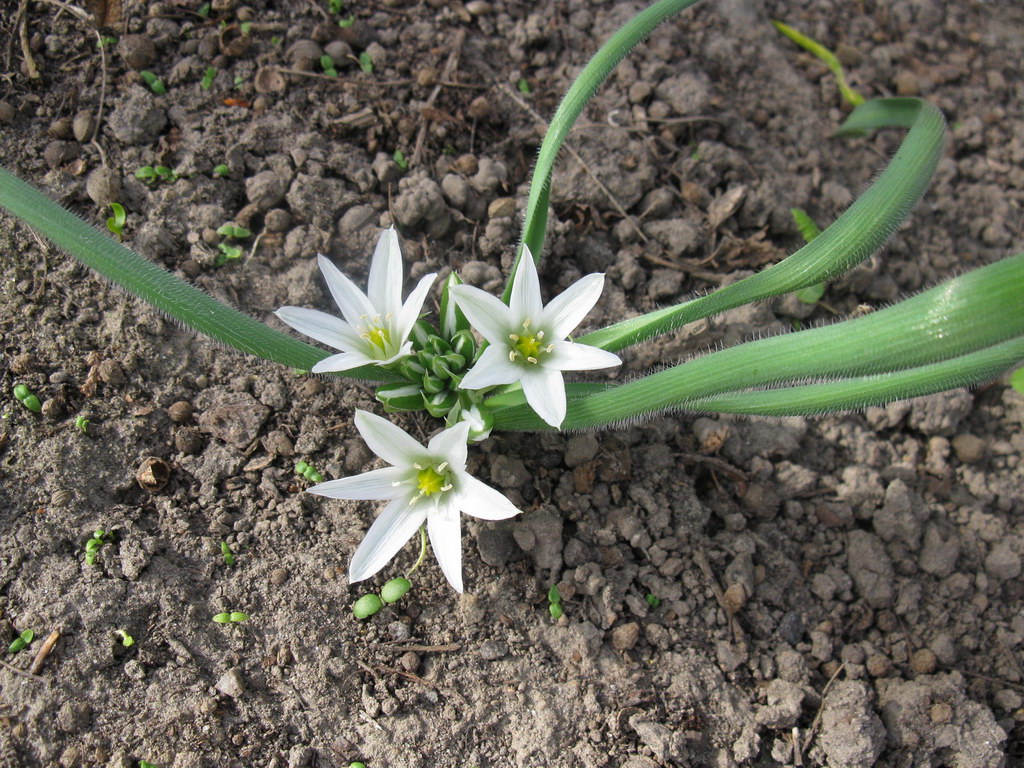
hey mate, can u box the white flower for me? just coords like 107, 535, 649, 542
275, 228, 436, 373
451, 246, 621, 428
309, 410, 522, 593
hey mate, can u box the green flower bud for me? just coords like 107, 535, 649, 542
423, 389, 458, 418
442, 352, 466, 372
421, 373, 446, 395
428, 335, 450, 355
449, 329, 476, 360
353, 594, 383, 619
397, 358, 426, 381
380, 577, 411, 604
375, 382, 424, 412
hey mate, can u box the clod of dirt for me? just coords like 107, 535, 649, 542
197, 392, 270, 448
106, 87, 167, 146
817, 681, 885, 768
215, 667, 246, 698
117, 35, 157, 71
85, 167, 121, 206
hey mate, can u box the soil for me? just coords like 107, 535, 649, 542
1, 1, 1023, 767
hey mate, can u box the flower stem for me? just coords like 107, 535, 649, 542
405, 525, 429, 578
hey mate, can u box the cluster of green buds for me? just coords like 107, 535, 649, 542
374, 274, 494, 440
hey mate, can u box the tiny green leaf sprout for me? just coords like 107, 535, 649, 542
215, 243, 244, 266
221, 541, 236, 567
338, 15, 355, 28
8, 628, 34, 654
74, 414, 90, 434
96, 35, 117, 49
201, 66, 217, 90
212, 611, 249, 623
294, 460, 324, 483
84, 529, 108, 565
139, 70, 167, 95
393, 150, 409, 170
349, 763, 366, 768
216, 223, 251, 239
106, 202, 126, 240
197, 2, 211, 16
239, 21, 252, 36
115, 629, 135, 647
547, 584, 563, 619
135, 166, 179, 184
139, 761, 159, 768
645, 593, 661, 609
212, 163, 230, 178
789, 209, 826, 304
13, 383, 42, 413
327, 0, 343, 13
772, 20, 864, 108
320, 55, 339, 78
358, 51, 373, 74
517, 78, 532, 95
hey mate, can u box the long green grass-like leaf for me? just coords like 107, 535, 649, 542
771, 19, 864, 107
509, 0, 703, 301
0, 168, 395, 380
490, 253, 1024, 430
578, 98, 946, 352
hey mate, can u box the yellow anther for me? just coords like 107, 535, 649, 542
416, 467, 446, 496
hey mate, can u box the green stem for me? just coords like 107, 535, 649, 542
405, 525, 429, 578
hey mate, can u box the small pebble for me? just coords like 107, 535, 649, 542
270, 568, 288, 586
611, 622, 640, 651
909, 648, 937, 675
951, 433, 985, 463
400, 651, 419, 672
929, 702, 953, 724
97, 359, 126, 385
215, 667, 246, 698
174, 427, 203, 455
0, 100, 15, 123
167, 400, 194, 423
118, 34, 157, 70
865, 654, 892, 678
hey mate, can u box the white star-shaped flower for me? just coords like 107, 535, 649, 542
275, 228, 435, 373
451, 246, 621, 428
309, 410, 522, 593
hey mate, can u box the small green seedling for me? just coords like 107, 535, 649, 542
197, 2, 211, 16
327, 0, 343, 13
270, 35, 283, 46
84, 529, 108, 565
338, 15, 355, 28
393, 150, 409, 170
233, 75, 245, 88
106, 202, 126, 240
201, 66, 217, 90
358, 52, 373, 74
212, 611, 249, 623
154, 166, 178, 182
772, 20, 864, 108
115, 629, 135, 647
221, 541, 236, 567
353, 594, 383, 619
320, 55, 338, 78
645, 593, 661, 608
789, 208, 827, 304
547, 584, 563, 619
240, 21, 252, 35
8, 629, 34, 654
212, 163, 230, 178
215, 243, 244, 266
139, 761, 159, 768
349, 763, 366, 768
135, 166, 157, 183
75, 414, 90, 434
294, 460, 324, 483
139, 70, 167, 95
13, 383, 41, 412
216, 223, 251, 239
517, 78, 532, 95
1010, 367, 1024, 394
96, 35, 117, 49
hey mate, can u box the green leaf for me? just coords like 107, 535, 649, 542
1011, 367, 1024, 394
358, 51, 373, 73
790, 207, 821, 243
579, 99, 946, 352
794, 282, 825, 304
772, 20, 864, 107
547, 584, 562, 605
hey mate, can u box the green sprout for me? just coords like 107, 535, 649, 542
352, 594, 383, 619
154, 166, 178, 183
115, 629, 135, 647
270, 35, 283, 46
393, 150, 409, 170
212, 163, 230, 178
74, 414, 90, 434
320, 55, 339, 78
349, 763, 366, 768
327, 0, 344, 13
8, 629, 34, 654
12, 383, 41, 413
106, 202, 126, 240
645, 593, 661, 608
139, 70, 167, 95
790, 208, 827, 304
1010, 367, 1024, 394
96, 35, 117, 49
84, 529, 108, 565
233, 75, 245, 88
547, 584, 563, 619
517, 78, 532, 95
216, 223, 251, 239
240, 21, 252, 35
772, 20, 864, 108
221, 541, 236, 567
201, 66, 217, 90
358, 51, 373, 74
212, 611, 249, 623
294, 460, 324, 483
139, 762, 159, 768
135, 166, 179, 184
134, 166, 157, 183
338, 15, 355, 28
197, 2, 211, 17
381, 577, 411, 604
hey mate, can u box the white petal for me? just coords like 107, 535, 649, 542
451, 285, 514, 346
456, 474, 523, 520
521, 367, 566, 428
367, 228, 403, 316
311, 351, 377, 373
427, 421, 471, 472
307, 466, 408, 500
427, 503, 463, 593
545, 340, 622, 372
354, 410, 426, 466
275, 306, 366, 352
318, 255, 377, 326
349, 498, 427, 584
394, 272, 437, 345
540, 273, 606, 339
458, 345, 523, 390
509, 246, 543, 323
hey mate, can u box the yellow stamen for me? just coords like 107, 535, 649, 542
416, 467, 445, 496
